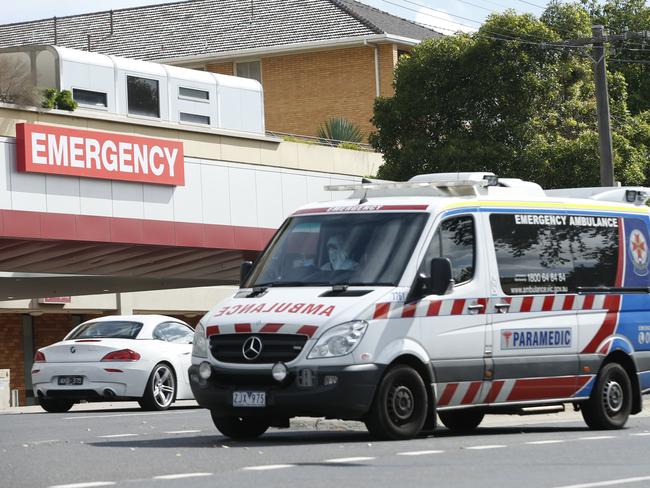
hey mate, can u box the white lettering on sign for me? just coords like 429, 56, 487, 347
16, 123, 185, 186
514, 214, 618, 228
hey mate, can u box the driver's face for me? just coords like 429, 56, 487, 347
327, 236, 346, 269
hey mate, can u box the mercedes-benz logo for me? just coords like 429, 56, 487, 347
242, 336, 263, 361
70, 346, 76, 354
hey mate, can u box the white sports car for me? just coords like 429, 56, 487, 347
32, 315, 195, 413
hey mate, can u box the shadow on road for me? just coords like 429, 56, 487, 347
88, 423, 593, 449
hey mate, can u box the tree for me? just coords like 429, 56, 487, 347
370, 8, 649, 188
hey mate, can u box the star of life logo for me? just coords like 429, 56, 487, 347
629, 229, 649, 276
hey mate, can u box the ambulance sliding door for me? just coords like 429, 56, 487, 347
486, 211, 581, 405
416, 211, 491, 408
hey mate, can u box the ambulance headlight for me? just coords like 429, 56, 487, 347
308, 321, 368, 359
192, 323, 208, 358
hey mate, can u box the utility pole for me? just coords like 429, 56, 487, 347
591, 25, 615, 187
562, 27, 649, 186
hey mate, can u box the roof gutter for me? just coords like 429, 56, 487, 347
159, 33, 421, 66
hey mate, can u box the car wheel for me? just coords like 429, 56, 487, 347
39, 398, 75, 413
210, 412, 270, 440
581, 362, 632, 430
139, 363, 176, 411
438, 410, 484, 433
364, 365, 428, 440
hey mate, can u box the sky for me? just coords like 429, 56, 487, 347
1, 0, 544, 33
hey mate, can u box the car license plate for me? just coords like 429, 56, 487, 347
232, 391, 266, 407
58, 376, 83, 386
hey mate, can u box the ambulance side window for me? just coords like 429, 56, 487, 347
421, 216, 475, 284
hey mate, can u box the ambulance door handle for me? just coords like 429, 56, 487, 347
468, 303, 484, 312
494, 303, 510, 312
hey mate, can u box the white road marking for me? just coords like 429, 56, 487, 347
97, 434, 138, 439
65, 411, 190, 420
552, 475, 650, 488
48, 483, 116, 488
325, 457, 375, 463
525, 440, 565, 445
242, 465, 295, 471
31, 439, 59, 445
163, 430, 202, 434
465, 445, 506, 450
397, 450, 444, 456
153, 473, 213, 480
578, 436, 616, 441
630, 433, 650, 436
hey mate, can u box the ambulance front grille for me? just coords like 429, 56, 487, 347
210, 333, 308, 364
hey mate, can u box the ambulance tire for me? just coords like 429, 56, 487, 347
438, 410, 484, 433
581, 362, 632, 430
211, 413, 270, 440
39, 398, 75, 413
365, 365, 428, 440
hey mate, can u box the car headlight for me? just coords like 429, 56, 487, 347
192, 323, 208, 358
308, 320, 368, 359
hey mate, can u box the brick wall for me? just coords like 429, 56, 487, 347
203, 44, 406, 140
205, 61, 234, 76
0, 314, 24, 405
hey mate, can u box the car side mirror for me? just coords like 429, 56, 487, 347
240, 261, 254, 287
430, 257, 454, 296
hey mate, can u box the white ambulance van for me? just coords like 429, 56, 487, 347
189, 173, 650, 440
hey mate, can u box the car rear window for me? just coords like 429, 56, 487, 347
67, 321, 143, 340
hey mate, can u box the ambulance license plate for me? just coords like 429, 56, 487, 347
232, 391, 266, 407
58, 376, 83, 385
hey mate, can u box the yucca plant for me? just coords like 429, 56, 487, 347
317, 117, 364, 145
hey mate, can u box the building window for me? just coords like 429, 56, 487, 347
127, 75, 160, 118
72, 88, 107, 108
397, 49, 411, 59
179, 86, 209, 101
180, 112, 210, 125
235, 60, 261, 82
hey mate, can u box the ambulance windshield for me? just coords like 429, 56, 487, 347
247, 212, 429, 287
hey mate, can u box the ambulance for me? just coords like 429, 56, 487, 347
189, 173, 650, 440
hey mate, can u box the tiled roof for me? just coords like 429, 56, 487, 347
0, 0, 441, 62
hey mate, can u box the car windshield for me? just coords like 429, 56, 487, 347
66, 321, 144, 340
246, 212, 429, 287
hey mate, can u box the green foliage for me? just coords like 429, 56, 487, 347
41, 88, 57, 109
317, 117, 364, 144
370, 7, 650, 189
41, 88, 78, 111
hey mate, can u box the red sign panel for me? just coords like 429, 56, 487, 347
16, 123, 185, 186
38, 297, 72, 304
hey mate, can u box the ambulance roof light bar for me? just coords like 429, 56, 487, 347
324, 178, 492, 197
546, 187, 650, 206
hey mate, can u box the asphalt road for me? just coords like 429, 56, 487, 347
2, 400, 650, 488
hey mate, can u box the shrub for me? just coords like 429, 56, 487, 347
317, 117, 364, 145
41, 88, 78, 111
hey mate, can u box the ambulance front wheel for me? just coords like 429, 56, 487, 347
581, 362, 632, 430
364, 365, 428, 440
210, 412, 270, 440
438, 409, 484, 433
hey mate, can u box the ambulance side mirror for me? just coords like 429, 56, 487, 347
240, 261, 254, 287
430, 257, 453, 296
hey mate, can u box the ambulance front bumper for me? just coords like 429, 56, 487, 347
189, 363, 383, 420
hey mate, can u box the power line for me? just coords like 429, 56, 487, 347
517, 0, 546, 9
